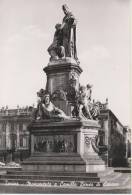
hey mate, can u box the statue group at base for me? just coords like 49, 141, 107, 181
33, 84, 100, 122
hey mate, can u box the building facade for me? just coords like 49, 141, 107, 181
99, 109, 128, 167
0, 107, 33, 162
124, 126, 131, 166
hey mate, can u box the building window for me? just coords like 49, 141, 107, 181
2, 122, 6, 132
20, 135, 23, 147
0, 136, 2, 147
19, 123, 23, 132
0, 135, 6, 148
10, 134, 17, 150
98, 131, 105, 146
23, 124, 27, 131
0, 123, 2, 131
10, 123, 14, 132
19, 135, 28, 148
23, 137, 27, 147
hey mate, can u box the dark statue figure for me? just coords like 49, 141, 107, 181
47, 4, 78, 62
33, 89, 70, 120
47, 24, 65, 61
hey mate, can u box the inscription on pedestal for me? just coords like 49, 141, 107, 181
48, 73, 68, 94
54, 74, 66, 89
34, 134, 77, 153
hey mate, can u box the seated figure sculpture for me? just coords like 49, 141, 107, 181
34, 89, 70, 120
47, 23, 65, 61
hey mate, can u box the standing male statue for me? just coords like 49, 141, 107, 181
48, 4, 78, 62
61, 4, 77, 60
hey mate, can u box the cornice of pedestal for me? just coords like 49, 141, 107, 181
43, 57, 83, 74
47, 57, 79, 66
28, 118, 100, 131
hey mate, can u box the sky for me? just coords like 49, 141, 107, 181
0, 0, 130, 126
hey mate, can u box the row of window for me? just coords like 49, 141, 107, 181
0, 122, 28, 133
0, 134, 29, 149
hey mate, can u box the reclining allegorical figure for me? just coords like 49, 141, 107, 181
33, 89, 70, 120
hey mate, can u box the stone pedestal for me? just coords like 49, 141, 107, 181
44, 58, 82, 95
22, 119, 105, 173
43, 58, 82, 116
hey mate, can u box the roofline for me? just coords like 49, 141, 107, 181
100, 109, 125, 129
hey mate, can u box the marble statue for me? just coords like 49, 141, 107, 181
61, 4, 77, 59
47, 4, 78, 62
72, 84, 100, 120
47, 24, 65, 61
34, 89, 70, 120
78, 84, 93, 120
24, 4, 106, 174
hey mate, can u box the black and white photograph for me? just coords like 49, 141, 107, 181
0, 0, 131, 193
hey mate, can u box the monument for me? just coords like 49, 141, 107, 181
22, 4, 105, 175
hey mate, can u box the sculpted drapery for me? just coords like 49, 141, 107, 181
61, 4, 77, 60
47, 4, 78, 62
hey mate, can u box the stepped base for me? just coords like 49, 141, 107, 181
9, 119, 106, 187
22, 153, 105, 173
114, 167, 131, 173
22, 153, 86, 172
25, 119, 105, 173
0, 170, 103, 187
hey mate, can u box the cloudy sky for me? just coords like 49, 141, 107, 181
0, 0, 130, 126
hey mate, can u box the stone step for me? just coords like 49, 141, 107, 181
7, 171, 98, 177
114, 168, 131, 173
0, 178, 103, 187
32, 153, 81, 157
0, 167, 22, 175
25, 153, 84, 162
22, 160, 86, 172
22, 160, 85, 165
0, 174, 100, 182
27, 156, 83, 161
